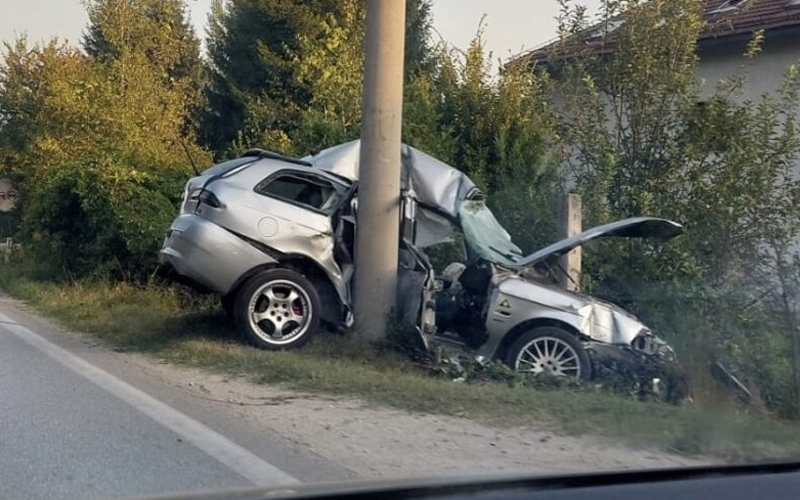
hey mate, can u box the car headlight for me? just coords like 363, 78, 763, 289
632, 330, 675, 360
631, 329, 655, 353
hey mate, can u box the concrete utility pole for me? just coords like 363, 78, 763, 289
354, 0, 407, 341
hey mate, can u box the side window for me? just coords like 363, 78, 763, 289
255, 172, 342, 214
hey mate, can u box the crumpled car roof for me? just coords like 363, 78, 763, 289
306, 140, 480, 219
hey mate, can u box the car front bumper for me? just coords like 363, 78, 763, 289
586, 341, 686, 401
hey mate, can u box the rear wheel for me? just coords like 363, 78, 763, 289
234, 269, 321, 350
504, 327, 591, 381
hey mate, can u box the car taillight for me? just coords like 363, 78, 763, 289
197, 190, 222, 208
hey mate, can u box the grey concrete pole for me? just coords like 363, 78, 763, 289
354, 0, 407, 341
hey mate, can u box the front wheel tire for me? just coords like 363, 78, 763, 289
234, 269, 321, 350
504, 327, 592, 381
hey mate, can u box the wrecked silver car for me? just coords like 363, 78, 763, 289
159, 141, 682, 380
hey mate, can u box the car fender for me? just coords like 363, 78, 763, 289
476, 277, 648, 359
478, 289, 587, 360
228, 254, 351, 326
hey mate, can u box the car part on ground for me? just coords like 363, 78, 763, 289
160, 140, 683, 388
588, 342, 690, 403
710, 361, 752, 404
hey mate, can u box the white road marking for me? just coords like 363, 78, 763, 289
0, 312, 299, 487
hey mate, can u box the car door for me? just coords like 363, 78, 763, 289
397, 190, 437, 350
243, 170, 349, 275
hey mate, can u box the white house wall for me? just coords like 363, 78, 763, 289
696, 34, 800, 100
696, 32, 800, 251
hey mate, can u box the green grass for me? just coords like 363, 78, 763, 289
3, 260, 800, 462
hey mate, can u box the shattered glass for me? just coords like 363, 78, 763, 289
458, 200, 524, 266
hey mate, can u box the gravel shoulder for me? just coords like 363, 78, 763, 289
128, 354, 709, 479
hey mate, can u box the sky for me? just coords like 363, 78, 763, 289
0, 0, 603, 62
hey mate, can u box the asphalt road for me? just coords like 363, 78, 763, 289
0, 297, 348, 500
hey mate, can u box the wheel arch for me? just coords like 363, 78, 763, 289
493, 317, 585, 362
225, 255, 344, 325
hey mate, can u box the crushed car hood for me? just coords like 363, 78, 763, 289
514, 217, 684, 267
306, 140, 480, 218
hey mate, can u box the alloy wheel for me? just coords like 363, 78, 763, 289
515, 336, 582, 378
248, 279, 313, 346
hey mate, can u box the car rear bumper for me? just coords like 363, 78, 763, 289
159, 214, 276, 296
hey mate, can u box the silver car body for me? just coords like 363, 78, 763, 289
160, 141, 681, 362
308, 141, 478, 249
161, 155, 354, 321
479, 275, 664, 359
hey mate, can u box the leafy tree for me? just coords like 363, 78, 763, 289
83, 0, 201, 81
0, 40, 111, 170
202, 0, 317, 152
429, 34, 556, 195
200, 0, 433, 155
405, 0, 434, 76
83, 0, 204, 131
1, 0, 206, 173
549, 0, 800, 415
0, 38, 206, 177
0, 0, 208, 276
248, 0, 367, 155
403, 33, 561, 252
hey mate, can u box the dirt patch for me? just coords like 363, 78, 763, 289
128, 354, 708, 479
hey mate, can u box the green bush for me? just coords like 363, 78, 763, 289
488, 168, 562, 254
22, 155, 181, 276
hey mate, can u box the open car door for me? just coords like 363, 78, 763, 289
395, 190, 437, 350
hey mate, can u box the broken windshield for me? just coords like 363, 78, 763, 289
459, 200, 524, 266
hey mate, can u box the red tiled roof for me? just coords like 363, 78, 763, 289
702, 0, 800, 39
521, 0, 800, 66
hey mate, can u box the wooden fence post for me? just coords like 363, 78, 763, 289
558, 194, 582, 291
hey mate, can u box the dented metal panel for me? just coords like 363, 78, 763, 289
308, 141, 479, 218
401, 146, 480, 217
477, 276, 650, 359
159, 214, 278, 295
576, 302, 647, 344
194, 167, 351, 307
